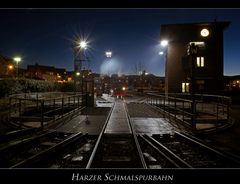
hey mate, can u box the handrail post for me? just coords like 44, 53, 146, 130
174, 95, 177, 120
53, 98, 56, 120
62, 97, 64, 117
8, 97, 12, 122
19, 99, 22, 127
41, 100, 44, 130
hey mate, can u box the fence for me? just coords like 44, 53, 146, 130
146, 93, 232, 132
8, 92, 86, 129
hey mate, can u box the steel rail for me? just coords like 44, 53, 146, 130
175, 131, 240, 165
124, 101, 147, 168
142, 134, 192, 168
86, 102, 115, 169
0, 128, 38, 144
0, 130, 56, 153
12, 132, 85, 168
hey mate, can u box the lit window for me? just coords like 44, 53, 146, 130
189, 41, 205, 46
196, 57, 204, 67
182, 82, 189, 93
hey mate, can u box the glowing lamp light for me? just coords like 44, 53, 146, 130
76, 72, 80, 76
122, 87, 126, 91
200, 28, 209, 37
80, 41, 87, 49
160, 40, 168, 47
159, 51, 164, 55
14, 57, 21, 63
106, 51, 112, 58
8, 65, 14, 70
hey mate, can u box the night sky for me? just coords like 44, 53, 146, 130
1, 9, 240, 76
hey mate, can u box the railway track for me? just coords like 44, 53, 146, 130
28, 134, 98, 168
46, 101, 189, 169
86, 102, 146, 168
137, 134, 191, 168
149, 131, 240, 168
0, 130, 81, 168
85, 101, 189, 169
1, 100, 240, 168
0, 128, 39, 146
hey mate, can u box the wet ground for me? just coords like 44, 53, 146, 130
1, 95, 240, 160
198, 105, 240, 157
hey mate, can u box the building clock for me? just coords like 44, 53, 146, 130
200, 28, 209, 37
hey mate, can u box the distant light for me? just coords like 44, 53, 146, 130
76, 72, 80, 76
160, 40, 168, 47
13, 57, 21, 63
145, 72, 149, 75
80, 41, 87, 49
8, 65, 14, 70
159, 51, 164, 55
106, 51, 112, 58
122, 87, 126, 91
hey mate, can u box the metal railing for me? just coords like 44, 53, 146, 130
8, 92, 86, 129
146, 93, 232, 132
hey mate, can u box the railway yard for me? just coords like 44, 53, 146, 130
1, 95, 240, 168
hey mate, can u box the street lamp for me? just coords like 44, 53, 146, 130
13, 57, 21, 78
8, 65, 14, 70
160, 40, 168, 94
105, 51, 112, 58
80, 41, 87, 49
159, 51, 164, 55
73, 38, 89, 92
160, 40, 168, 47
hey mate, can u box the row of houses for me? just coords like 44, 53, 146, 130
0, 54, 165, 94
1, 52, 240, 94
0, 55, 72, 83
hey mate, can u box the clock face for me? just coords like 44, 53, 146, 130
200, 28, 209, 37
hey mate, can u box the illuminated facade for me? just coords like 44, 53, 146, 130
26, 63, 67, 82
160, 22, 230, 94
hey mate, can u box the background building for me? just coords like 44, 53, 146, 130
160, 21, 230, 94
26, 63, 67, 82
0, 54, 15, 78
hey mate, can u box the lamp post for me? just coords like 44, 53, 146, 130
160, 40, 168, 95
105, 50, 112, 76
73, 40, 88, 92
13, 57, 21, 78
